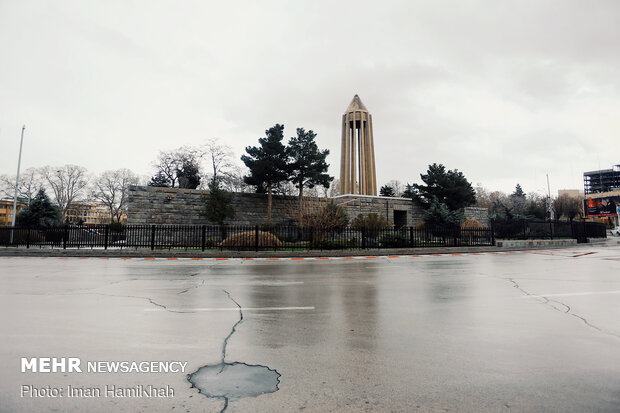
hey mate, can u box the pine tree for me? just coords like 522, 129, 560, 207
177, 161, 201, 189
512, 184, 526, 199
241, 124, 289, 223
510, 184, 527, 216
411, 163, 476, 211
16, 189, 62, 227
286, 128, 333, 221
380, 185, 395, 197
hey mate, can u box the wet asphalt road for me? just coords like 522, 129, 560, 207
1, 245, 620, 413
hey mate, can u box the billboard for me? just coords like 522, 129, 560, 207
584, 196, 619, 217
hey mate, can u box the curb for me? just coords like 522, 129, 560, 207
0, 240, 608, 259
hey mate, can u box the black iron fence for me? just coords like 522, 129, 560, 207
0, 224, 493, 250
491, 219, 607, 242
0, 220, 605, 251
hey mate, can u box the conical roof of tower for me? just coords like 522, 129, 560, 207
345, 94, 368, 112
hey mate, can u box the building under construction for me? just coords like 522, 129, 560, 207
583, 165, 620, 225
584, 165, 620, 194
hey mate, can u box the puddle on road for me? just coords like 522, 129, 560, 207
188, 362, 280, 400
187, 289, 280, 412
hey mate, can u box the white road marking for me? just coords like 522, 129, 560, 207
522, 290, 620, 298
206, 281, 305, 286
145, 306, 315, 312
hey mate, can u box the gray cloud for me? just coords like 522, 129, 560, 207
1, 0, 618, 197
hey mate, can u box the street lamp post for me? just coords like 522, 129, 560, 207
10, 125, 25, 245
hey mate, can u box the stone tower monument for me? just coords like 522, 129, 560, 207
339, 95, 377, 195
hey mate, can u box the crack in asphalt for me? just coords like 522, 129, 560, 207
178, 279, 206, 295
186, 290, 280, 413
70, 292, 196, 314
505, 278, 620, 340
220, 289, 244, 369
216, 395, 229, 413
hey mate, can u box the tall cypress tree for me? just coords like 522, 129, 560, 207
241, 124, 289, 223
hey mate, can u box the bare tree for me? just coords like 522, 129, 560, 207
92, 169, 140, 223
41, 165, 89, 216
0, 168, 45, 205
218, 166, 252, 193
0, 175, 9, 199
328, 179, 340, 198
150, 145, 203, 188
201, 138, 235, 184
553, 194, 582, 221
385, 179, 404, 197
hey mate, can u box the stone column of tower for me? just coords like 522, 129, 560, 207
339, 95, 377, 195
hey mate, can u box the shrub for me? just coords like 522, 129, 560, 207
379, 232, 409, 248
461, 218, 484, 229
351, 213, 388, 238
109, 221, 125, 233
205, 238, 216, 248
351, 212, 388, 229
219, 230, 282, 250
316, 239, 356, 250
201, 179, 235, 224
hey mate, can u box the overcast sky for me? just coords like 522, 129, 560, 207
1, 0, 619, 196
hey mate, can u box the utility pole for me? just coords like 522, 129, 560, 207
546, 173, 553, 220
10, 125, 25, 245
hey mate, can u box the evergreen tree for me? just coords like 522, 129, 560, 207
241, 124, 289, 223
380, 185, 395, 197
524, 200, 546, 220
286, 128, 333, 220
148, 172, 171, 187
510, 183, 527, 216
402, 183, 416, 199
423, 198, 464, 229
177, 161, 201, 189
16, 189, 62, 227
202, 179, 235, 225
511, 184, 526, 198
411, 163, 476, 211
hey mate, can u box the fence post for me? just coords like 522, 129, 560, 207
255, 225, 259, 252
491, 220, 496, 246
549, 220, 554, 240
104, 225, 109, 250
201, 225, 206, 251
580, 221, 584, 239
63, 225, 68, 249
26, 228, 30, 249
361, 227, 367, 249
409, 227, 414, 248
150, 225, 156, 251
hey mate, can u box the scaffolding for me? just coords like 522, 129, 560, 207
584, 165, 620, 194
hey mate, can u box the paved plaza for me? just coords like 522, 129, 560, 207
1, 245, 620, 412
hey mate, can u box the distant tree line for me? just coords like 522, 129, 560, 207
1, 165, 140, 226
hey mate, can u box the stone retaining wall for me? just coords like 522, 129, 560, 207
464, 207, 490, 227
127, 186, 429, 227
